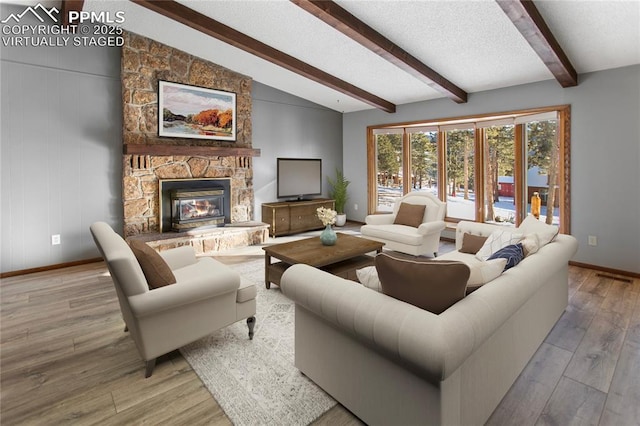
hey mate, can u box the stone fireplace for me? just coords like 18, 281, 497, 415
120, 32, 268, 252
122, 154, 254, 237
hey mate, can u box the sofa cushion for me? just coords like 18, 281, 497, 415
460, 233, 488, 254
475, 229, 523, 261
393, 202, 426, 228
374, 252, 470, 314
488, 243, 524, 270
520, 233, 540, 257
437, 250, 507, 292
356, 266, 382, 292
466, 258, 507, 292
518, 214, 559, 246
129, 240, 177, 289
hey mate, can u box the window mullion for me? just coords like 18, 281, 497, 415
438, 130, 446, 202
402, 129, 411, 195
367, 128, 376, 214
475, 128, 484, 222
514, 123, 525, 225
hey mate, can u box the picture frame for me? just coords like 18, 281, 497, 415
158, 80, 237, 142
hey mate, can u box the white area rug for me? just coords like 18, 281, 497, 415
179, 258, 337, 425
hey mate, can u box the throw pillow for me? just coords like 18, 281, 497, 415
518, 214, 559, 246
475, 230, 523, 261
466, 258, 508, 293
487, 243, 524, 271
129, 240, 177, 289
374, 252, 470, 314
356, 266, 381, 292
460, 233, 489, 254
393, 202, 426, 228
520, 233, 540, 257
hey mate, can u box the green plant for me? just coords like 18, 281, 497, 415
327, 169, 350, 214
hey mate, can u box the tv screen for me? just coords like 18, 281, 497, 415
277, 158, 322, 200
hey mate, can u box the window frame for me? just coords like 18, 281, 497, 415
366, 105, 571, 233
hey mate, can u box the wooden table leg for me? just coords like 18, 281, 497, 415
264, 253, 271, 289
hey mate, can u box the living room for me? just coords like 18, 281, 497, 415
1, 1, 639, 424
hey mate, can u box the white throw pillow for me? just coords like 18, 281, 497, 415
467, 258, 508, 287
475, 230, 523, 261
520, 233, 540, 256
356, 266, 381, 292
518, 214, 559, 246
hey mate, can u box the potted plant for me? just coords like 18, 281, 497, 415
327, 169, 350, 226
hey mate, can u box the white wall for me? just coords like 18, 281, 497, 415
343, 65, 640, 274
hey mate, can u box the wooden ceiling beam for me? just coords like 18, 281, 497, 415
130, 0, 396, 113
496, 0, 577, 87
291, 0, 467, 104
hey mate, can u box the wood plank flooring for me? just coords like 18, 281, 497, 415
1, 240, 638, 425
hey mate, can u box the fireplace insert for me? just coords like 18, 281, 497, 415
170, 188, 225, 231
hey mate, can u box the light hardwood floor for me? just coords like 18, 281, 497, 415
1, 239, 639, 425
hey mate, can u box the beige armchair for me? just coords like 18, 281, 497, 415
90, 222, 256, 377
360, 192, 446, 257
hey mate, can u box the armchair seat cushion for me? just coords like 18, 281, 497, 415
172, 257, 240, 297
237, 277, 258, 303
361, 224, 426, 246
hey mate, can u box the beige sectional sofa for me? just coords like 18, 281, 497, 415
280, 220, 578, 425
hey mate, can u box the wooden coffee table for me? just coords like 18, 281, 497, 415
262, 233, 384, 288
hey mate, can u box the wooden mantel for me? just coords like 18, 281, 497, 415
123, 144, 261, 157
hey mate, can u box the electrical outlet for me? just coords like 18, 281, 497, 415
354, 203, 358, 211
588, 235, 597, 246
51, 234, 61, 245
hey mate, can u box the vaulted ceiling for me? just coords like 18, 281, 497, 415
56, 0, 640, 112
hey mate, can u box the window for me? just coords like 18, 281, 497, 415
520, 112, 560, 225
367, 106, 570, 232
443, 125, 476, 221
480, 121, 515, 224
373, 129, 403, 212
408, 127, 438, 196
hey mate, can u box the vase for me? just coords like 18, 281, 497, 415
320, 224, 337, 246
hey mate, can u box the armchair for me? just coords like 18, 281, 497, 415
90, 222, 256, 377
360, 192, 446, 257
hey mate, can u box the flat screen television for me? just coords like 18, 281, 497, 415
277, 158, 322, 200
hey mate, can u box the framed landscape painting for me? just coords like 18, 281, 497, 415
158, 81, 237, 141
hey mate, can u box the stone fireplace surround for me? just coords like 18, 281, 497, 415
121, 32, 267, 253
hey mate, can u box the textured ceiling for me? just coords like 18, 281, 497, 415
74, 0, 640, 112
